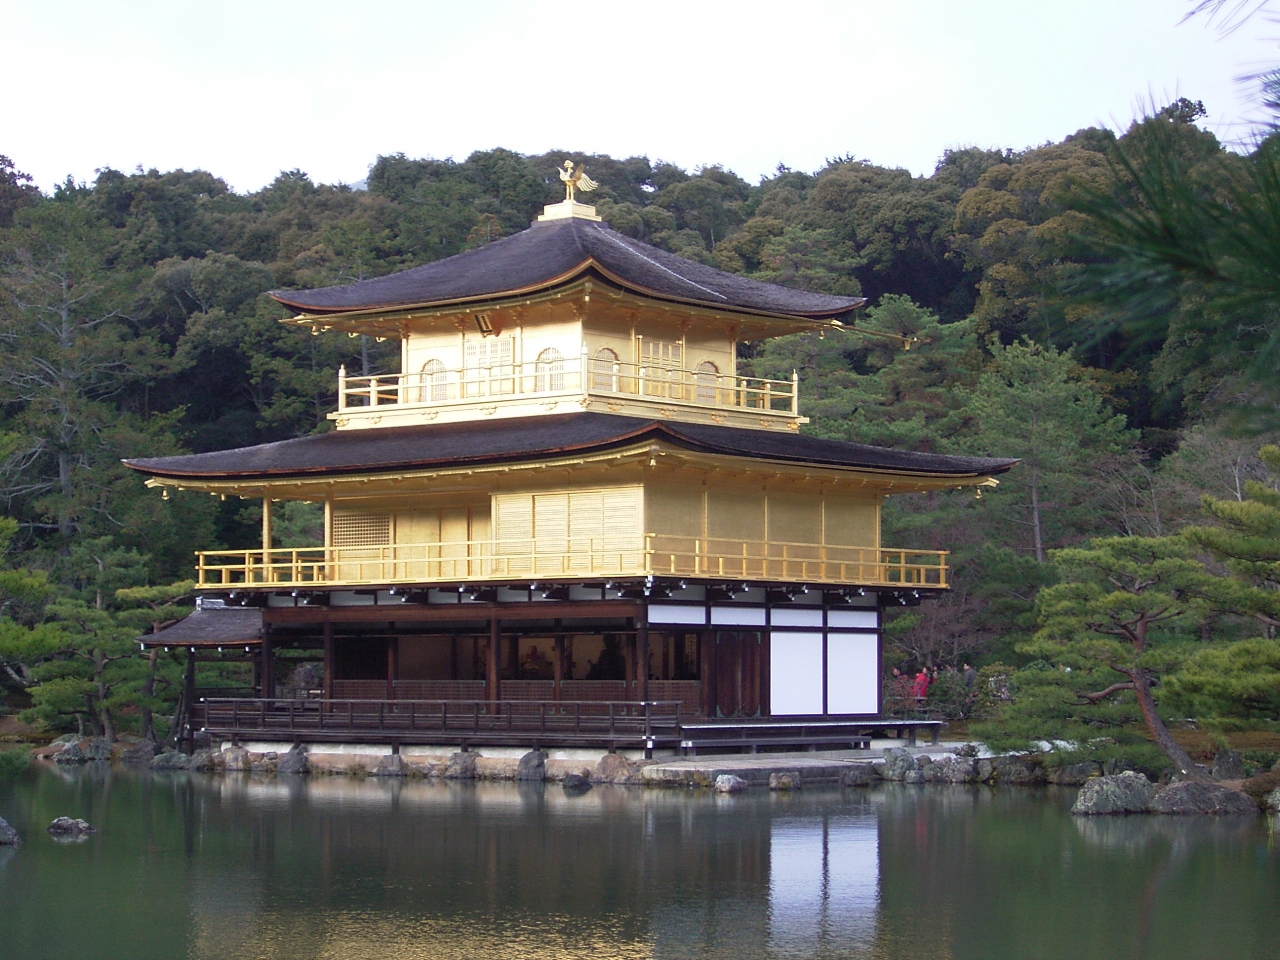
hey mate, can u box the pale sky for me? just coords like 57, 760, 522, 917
3, 1, 1279, 193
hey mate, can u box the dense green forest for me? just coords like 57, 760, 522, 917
1, 99, 1277, 770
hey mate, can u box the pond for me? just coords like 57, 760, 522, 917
0, 764, 1276, 960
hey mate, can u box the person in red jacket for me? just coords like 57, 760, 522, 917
912, 667, 931, 701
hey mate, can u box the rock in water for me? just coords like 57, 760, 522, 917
444, 752, 478, 780
768, 772, 800, 791
150, 751, 192, 771
989, 755, 1045, 784
1212, 748, 1246, 782
374, 754, 408, 778
1265, 787, 1280, 814
1071, 771, 1155, 815
1151, 781, 1257, 816
0, 815, 20, 846
47, 817, 95, 836
840, 763, 878, 787
561, 773, 592, 793
119, 741, 156, 765
52, 741, 86, 764
276, 746, 309, 776
714, 774, 748, 794
515, 750, 547, 782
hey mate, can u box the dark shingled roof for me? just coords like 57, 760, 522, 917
271, 217, 865, 319
138, 607, 262, 647
124, 413, 1017, 481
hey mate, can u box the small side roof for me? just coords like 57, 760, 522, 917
138, 606, 262, 648
124, 413, 1018, 482
270, 217, 865, 321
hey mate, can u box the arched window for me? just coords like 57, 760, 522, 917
419, 359, 448, 402
591, 347, 619, 392
694, 360, 720, 405
535, 347, 565, 393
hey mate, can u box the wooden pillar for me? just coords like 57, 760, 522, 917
322, 621, 333, 700
386, 636, 398, 700
183, 647, 196, 751
624, 633, 636, 689
553, 635, 565, 701
450, 635, 459, 681
700, 629, 715, 718
487, 617, 500, 705
636, 617, 649, 700
261, 628, 274, 700
508, 630, 519, 680
262, 497, 273, 557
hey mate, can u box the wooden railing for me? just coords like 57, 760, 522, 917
194, 537, 947, 589
195, 697, 684, 746
337, 355, 799, 416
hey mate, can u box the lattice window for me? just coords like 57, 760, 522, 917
694, 360, 719, 405
591, 347, 619, 391
332, 512, 391, 547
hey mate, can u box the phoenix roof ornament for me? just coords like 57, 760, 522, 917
559, 161, 599, 202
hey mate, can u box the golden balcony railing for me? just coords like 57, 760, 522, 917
194, 536, 948, 590
336, 356, 799, 416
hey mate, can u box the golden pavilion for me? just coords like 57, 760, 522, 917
127, 183, 1015, 756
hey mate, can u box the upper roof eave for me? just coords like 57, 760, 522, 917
273, 259, 862, 328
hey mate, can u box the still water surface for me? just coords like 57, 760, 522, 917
0, 764, 1277, 960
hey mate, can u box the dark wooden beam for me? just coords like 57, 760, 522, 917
263, 599, 641, 626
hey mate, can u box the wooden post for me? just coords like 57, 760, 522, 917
487, 617, 500, 706
261, 628, 274, 700
386, 636, 398, 700
508, 629, 519, 680
636, 616, 649, 701
553, 634, 564, 701
624, 633, 636, 689
700, 629, 715, 718
322, 621, 333, 700
183, 647, 196, 752
261, 497, 273, 566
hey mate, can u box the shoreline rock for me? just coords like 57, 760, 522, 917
714, 774, 747, 794
0, 815, 20, 846
1149, 780, 1257, 816
1071, 771, 1155, 815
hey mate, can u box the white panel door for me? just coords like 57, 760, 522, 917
769, 632, 823, 716
826, 633, 878, 715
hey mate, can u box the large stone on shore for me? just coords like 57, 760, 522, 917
988, 755, 1045, 784
926, 756, 981, 784
222, 746, 250, 771
276, 746, 309, 776
515, 750, 547, 782
593, 752, 637, 784
150, 750, 191, 771
881, 748, 920, 782
840, 763, 878, 787
1102, 759, 1137, 776
0, 815, 20, 846
1071, 771, 1155, 815
1212, 748, 1246, 782
47, 817, 95, 836
189, 748, 221, 772
374, 754, 408, 778
714, 774, 748, 794
1151, 780, 1257, 816
562, 773, 592, 793
444, 751, 477, 779
119, 740, 156, 765
769, 771, 800, 791
1264, 787, 1280, 814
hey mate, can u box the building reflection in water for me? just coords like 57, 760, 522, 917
180, 775, 881, 960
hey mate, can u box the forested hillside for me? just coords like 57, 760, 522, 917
2, 100, 1277, 764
